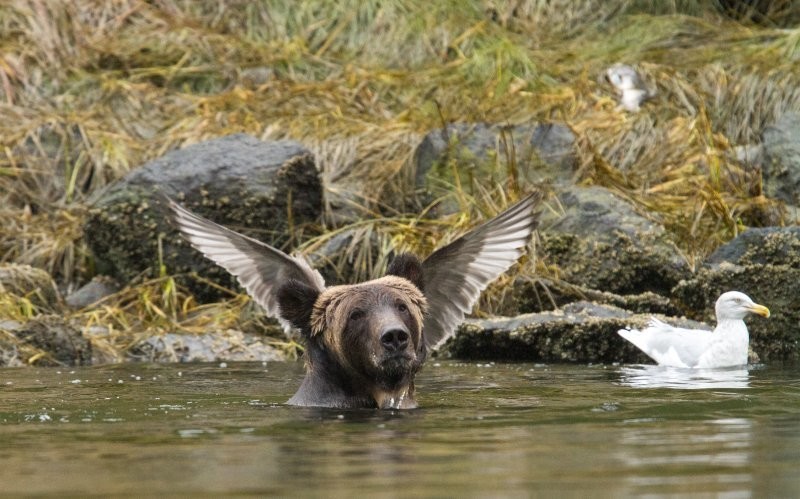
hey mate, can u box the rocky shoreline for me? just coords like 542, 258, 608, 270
2, 112, 799, 367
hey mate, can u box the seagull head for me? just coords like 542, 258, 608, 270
605, 64, 641, 91
715, 291, 770, 321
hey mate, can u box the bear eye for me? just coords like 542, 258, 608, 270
349, 309, 365, 321
397, 303, 408, 313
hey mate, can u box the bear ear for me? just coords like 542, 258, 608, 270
277, 279, 321, 335
386, 253, 424, 292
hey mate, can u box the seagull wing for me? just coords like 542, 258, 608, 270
167, 198, 325, 322
618, 318, 713, 367
420, 192, 541, 350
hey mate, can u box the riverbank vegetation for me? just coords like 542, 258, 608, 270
1, 0, 799, 363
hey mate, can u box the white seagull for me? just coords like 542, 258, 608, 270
605, 63, 653, 112
618, 291, 770, 368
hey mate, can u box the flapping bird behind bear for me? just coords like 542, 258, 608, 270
168, 192, 541, 409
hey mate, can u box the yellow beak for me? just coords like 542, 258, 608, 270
748, 303, 770, 318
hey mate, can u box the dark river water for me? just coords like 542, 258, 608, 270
1, 361, 798, 497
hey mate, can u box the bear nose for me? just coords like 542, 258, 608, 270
380, 328, 409, 352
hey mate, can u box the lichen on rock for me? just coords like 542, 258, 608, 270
538, 186, 690, 296
673, 262, 800, 361
9, 315, 92, 366
84, 134, 323, 301
440, 302, 706, 364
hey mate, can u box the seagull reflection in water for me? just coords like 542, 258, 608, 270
618, 364, 751, 390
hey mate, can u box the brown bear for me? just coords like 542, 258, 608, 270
278, 275, 427, 408
168, 192, 540, 409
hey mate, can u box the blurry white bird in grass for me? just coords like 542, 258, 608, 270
604, 63, 654, 112
618, 291, 770, 369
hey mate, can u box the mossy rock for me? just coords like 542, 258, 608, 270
12, 315, 92, 366
539, 186, 690, 296
440, 302, 706, 363
510, 277, 680, 316
0, 264, 61, 311
763, 112, 800, 205
705, 226, 800, 268
128, 330, 286, 363
413, 122, 577, 213
65, 275, 120, 309
672, 263, 800, 361
84, 134, 323, 301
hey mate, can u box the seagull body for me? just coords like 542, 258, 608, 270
605, 63, 653, 112
618, 291, 770, 368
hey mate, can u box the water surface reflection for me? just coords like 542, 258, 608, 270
618, 417, 755, 496
2, 361, 799, 496
618, 364, 751, 389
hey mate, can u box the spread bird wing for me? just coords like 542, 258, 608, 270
167, 198, 325, 323
618, 318, 713, 368
420, 192, 541, 350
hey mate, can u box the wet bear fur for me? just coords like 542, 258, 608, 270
277, 258, 428, 409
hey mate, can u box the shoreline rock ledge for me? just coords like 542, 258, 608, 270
441, 302, 709, 364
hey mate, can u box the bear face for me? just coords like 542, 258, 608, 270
277, 275, 427, 409
312, 277, 427, 390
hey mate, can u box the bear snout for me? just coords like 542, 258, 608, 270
380, 327, 410, 352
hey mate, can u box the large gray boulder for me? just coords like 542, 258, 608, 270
3, 316, 92, 366
762, 111, 800, 205
440, 302, 706, 363
672, 263, 799, 361
448, 223, 800, 363
84, 134, 323, 300
413, 122, 577, 212
129, 330, 286, 363
535, 186, 690, 296
705, 226, 800, 268
65, 275, 120, 309
510, 277, 680, 316
673, 226, 800, 361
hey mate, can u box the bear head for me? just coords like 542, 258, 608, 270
277, 274, 428, 407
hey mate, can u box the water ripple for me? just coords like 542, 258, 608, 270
618, 365, 751, 389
